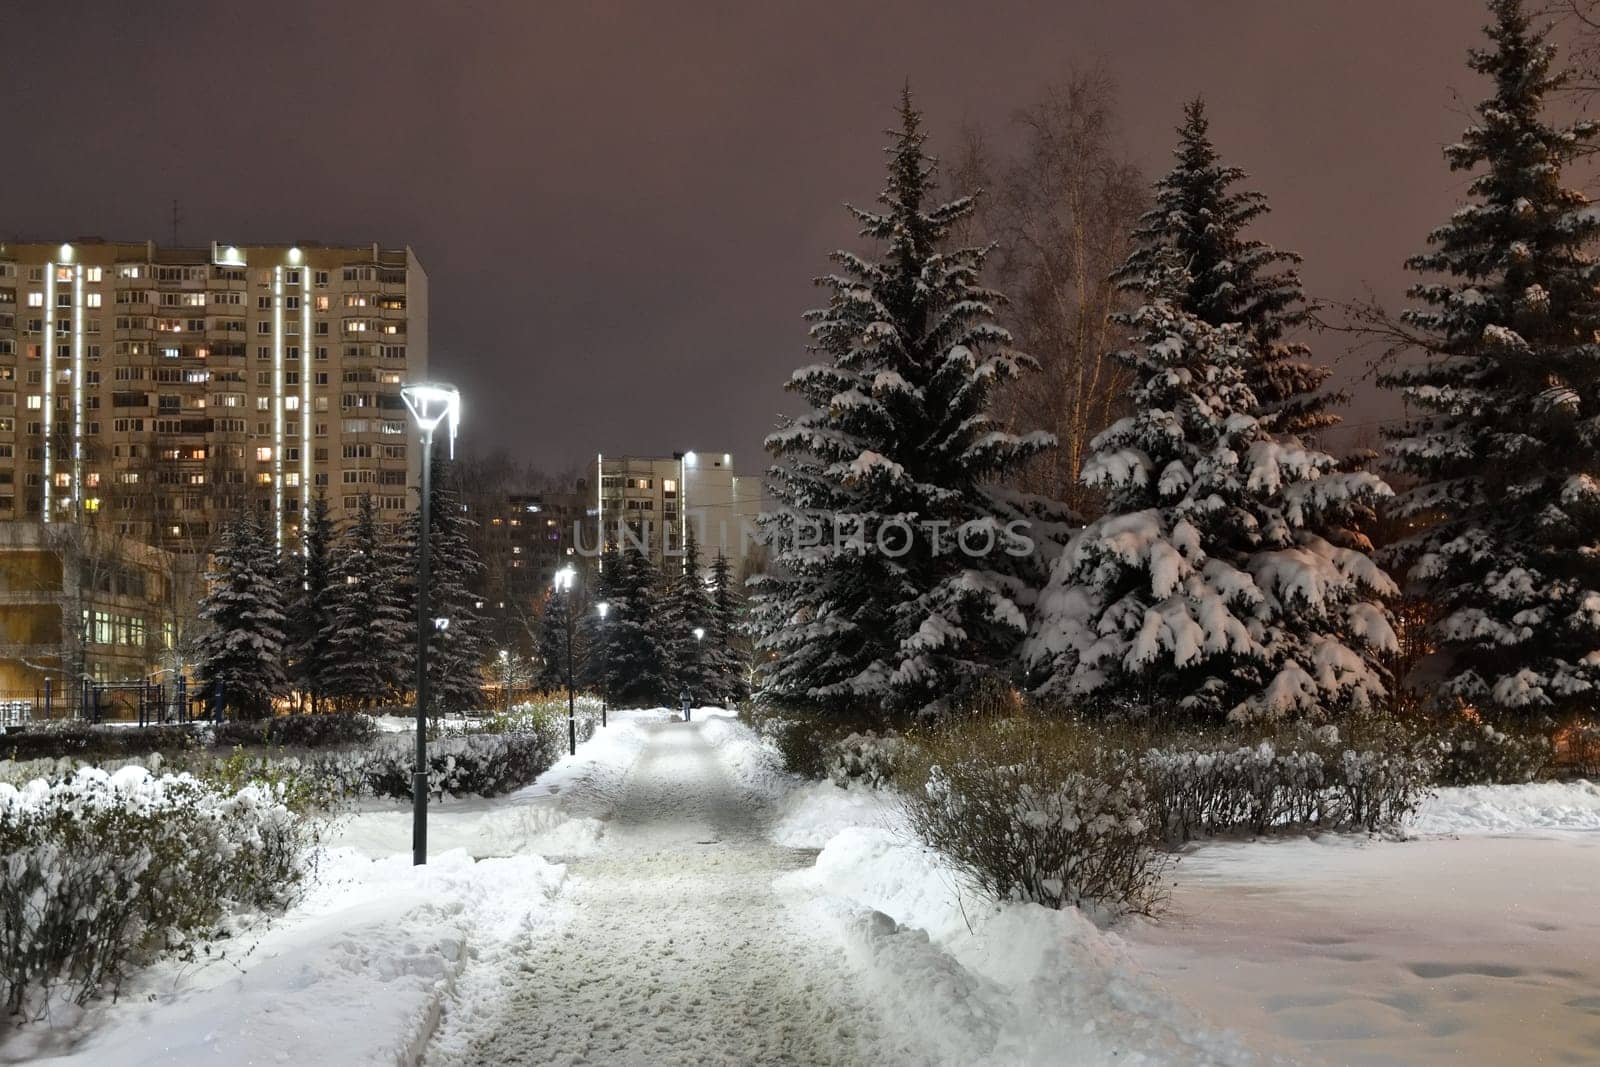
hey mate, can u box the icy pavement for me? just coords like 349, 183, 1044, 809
425, 719, 917, 1066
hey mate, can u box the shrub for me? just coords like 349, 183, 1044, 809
1, 723, 201, 762
211, 712, 378, 750
0, 767, 312, 1017
1421, 715, 1551, 786
1136, 726, 1433, 843
1556, 717, 1600, 777
899, 715, 1167, 915
824, 731, 907, 788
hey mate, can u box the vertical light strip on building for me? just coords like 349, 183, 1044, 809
596, 453, 604, 567
300, 255, 311, 537
272, 266, 285, 547
71, 263, 84, 516
42, 258, 57, 522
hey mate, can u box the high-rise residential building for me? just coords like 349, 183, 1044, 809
463, 481, 597, 655
596, 451, 763, 575
0, 238, 427, 551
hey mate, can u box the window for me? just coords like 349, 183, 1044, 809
26, 292, 42, 307
85, 292, 102, 308
85, 267, 103, 283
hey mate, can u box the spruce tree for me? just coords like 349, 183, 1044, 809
196, 509, 287, 719
1114, 98, 1337, 436
401, 464, 491, 714
661, 528, 714, 701
286, 493, 337, 713
1382, 0, 1600, 711
605, 546, 671, 707
534, 585, 586, 693
327, 494, 409, 708
754, 88, 1062, 716
706, 549, 749, 704
1027, 263, 1397, 721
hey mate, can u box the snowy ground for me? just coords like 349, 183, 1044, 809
1, 709, 672, 1066
8, 712, 1598, 1066
1120, 784, 1600, 1067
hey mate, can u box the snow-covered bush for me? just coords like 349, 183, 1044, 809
1, 723, 202, 762
824, 731, 908, 789
1135, 722, 1432, 841
212, 711, 377, 749
1423, 717, 1550, 787
900, 716, 1166, 914
0, 767, 311, 1017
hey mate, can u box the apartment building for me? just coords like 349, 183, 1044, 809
0, 520, 174, 694
0, 238, 428, 551
596, 451, 763, 576
464, 482, 597, 654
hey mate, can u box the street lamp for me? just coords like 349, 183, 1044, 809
596, 601, 609, 728
554, 564, 578, 755
498, 648, 510, 712
400, 381, 461, 868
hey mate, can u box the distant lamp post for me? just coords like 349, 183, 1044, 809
498, 648, 510, 712
554, 564, 579, 755
400, 381, 461, 868
596, 601, 609, 728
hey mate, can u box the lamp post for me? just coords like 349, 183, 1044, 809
596, 601, 609, 729
498, 648, 510, 712
554, 564, 578, 755
400, 382, 460, 868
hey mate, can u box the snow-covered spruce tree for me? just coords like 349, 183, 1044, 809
195, 509, 287, 719
1113, 98, 1337, 437
754, 88, 1061, 716
706, 549, 750, 703
285, 493, 337, 713
1382, 0, 1600, 713
603, 545, 671, 706
661, 527, 715, 702
1027, 263, 1398, 721
533, 586, 586, 692
327, 494, 410, 708
400, 463, 490, 714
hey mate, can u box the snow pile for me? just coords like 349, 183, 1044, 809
0, 766, 307, 1025
1407, 778, 1600, 835
777, 826, 1253, 1065
12, 847, 567, 1066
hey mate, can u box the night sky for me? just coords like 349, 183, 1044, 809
5, 2, 1525, 476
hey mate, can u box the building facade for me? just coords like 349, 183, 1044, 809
0, 520, 176, 695
0, 238, 427, 551
596, 451, 762, 575
464, 481, 597, 655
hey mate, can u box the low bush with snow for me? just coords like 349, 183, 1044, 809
1138, 728, 1432, 841
899, 716, 1167, 915
825, 731, 908, 789
0, 767, 312, 1020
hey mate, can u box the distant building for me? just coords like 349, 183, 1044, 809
596, 450, 763, 575
0, 238, 428, 552
0, 520, 179, 696
463, 481, 597, 656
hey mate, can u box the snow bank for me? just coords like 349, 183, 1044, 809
777, 826, 1254, 1065
1407, 778, 1600, 835
12, 847, 566, 1066
6, 710, 671, 1065
718, 710, 1254, 1065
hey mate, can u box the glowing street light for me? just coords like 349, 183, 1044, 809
553, 565, 579, 755
401, 381, 461, 867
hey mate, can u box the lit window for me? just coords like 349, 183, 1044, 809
256, 446, 273, 461
26, 292, 42, 307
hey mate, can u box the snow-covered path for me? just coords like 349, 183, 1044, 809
426, 719, 912, 1066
